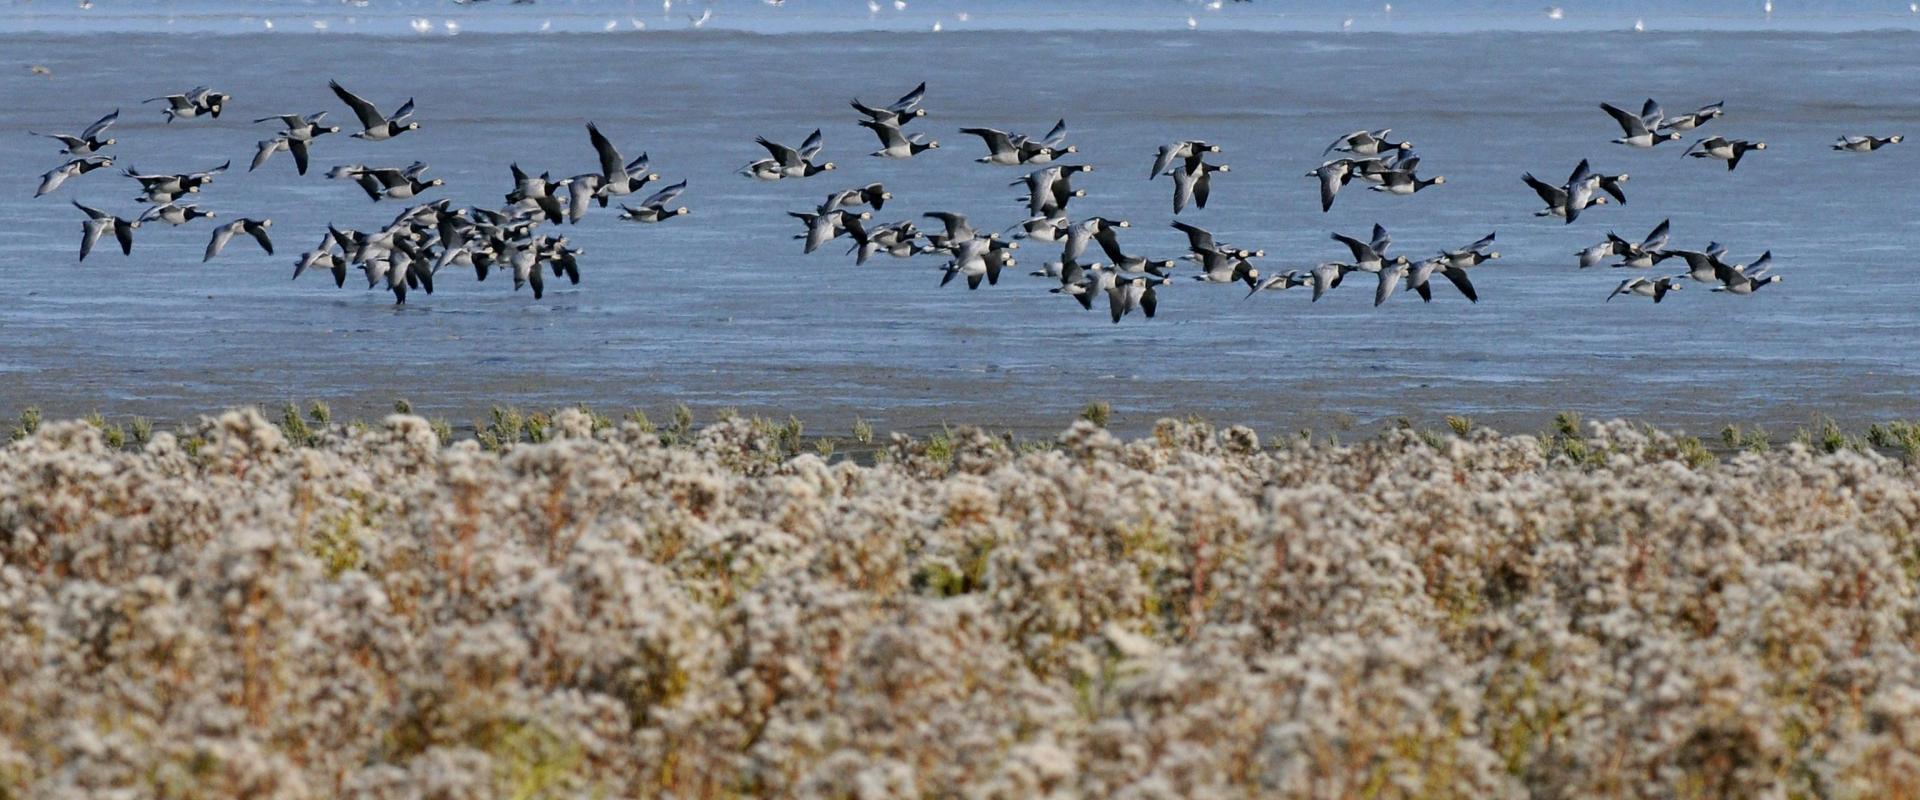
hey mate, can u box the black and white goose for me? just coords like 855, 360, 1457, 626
1014, 165, 1091, 216
1369, 158, 1444, 195
1063, 217, 1130, 263
825, 182, 892, 212
255, 111, 338, 141
293, 237, 349, 288
73, 201, 137, 261
252, 112, 339, 175
1171, 161, 1228, 213
1170, 221, 1262, 261
503, 164, 566, 223
1323, 129, 1411, 157
1661, 243, 1733, 283
1049, 261, 1108, 306
1308, 262, 1359, 302
1085, 227, 1173, 276
1566, 158, 1631, 205
125, 161, 228, 204
1013, 119, 1075, 164
145, 87, 227, 122
1331, 224, 1405, 273
849, 220, 923, 264
791, 208, 872, 254
1549, 159, 1609, 224
618, 180, 690, 223
32, 109, 118, 157
1601, 102, 1683, 148
330, 80, 418, 141
939, 237, 1000, 290
250, 135, 295, 174
745, 129, 833, 179
1654, 101, 1724, 133
1720, 268, 1774, 295
36, 155, 113, 197
1010, 213, 1070, 243
204, 218, 274, 262
341, 163, 443, 201
1043, 255, 1103, 288
1685, 136, 1766, 171
136, 202, 215, 227
851, 82, 927, 126
1374, 258, 1413, 306
1713, 252, 1780, 295
1151, 140, 1220, 180
1438, 232, 1499, 269
1306, 158, 1358, 213
1833, 134, 1902, 153
1246, 269, 1310, 298
1405, 256, 1479, 303
1189, 247, 1260, 289
921, 212, 980, 250
860, 118, 939, 158
1522, 170, 1608, 222
1578, 219, 1669, 268
984, 237, 1020, 278
1607, 276, 1684, 303
960, 126, 1040, 165
585, 123, 659, 203
1104, 273, 1166, 323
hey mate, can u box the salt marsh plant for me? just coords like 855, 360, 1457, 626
4, 409, 1920, 798
1080, 401, 1112, 428
7, 406, 40, 441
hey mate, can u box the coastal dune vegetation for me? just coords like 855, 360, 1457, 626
3, 406, 1920, 798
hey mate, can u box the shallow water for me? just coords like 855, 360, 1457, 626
4, 11, 1919, 435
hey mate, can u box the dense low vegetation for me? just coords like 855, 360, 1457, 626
4, 407, 1919, 798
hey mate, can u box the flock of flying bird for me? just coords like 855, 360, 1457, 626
29, 80, 1906, 318
35, 80, 688, 302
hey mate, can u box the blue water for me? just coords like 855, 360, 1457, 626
6, 1, 1920, 35
3, 5, 1918, 435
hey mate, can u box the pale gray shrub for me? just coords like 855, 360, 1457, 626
2, 411, 1918, 797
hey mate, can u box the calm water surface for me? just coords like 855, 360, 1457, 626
3, 4, 1918, 435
